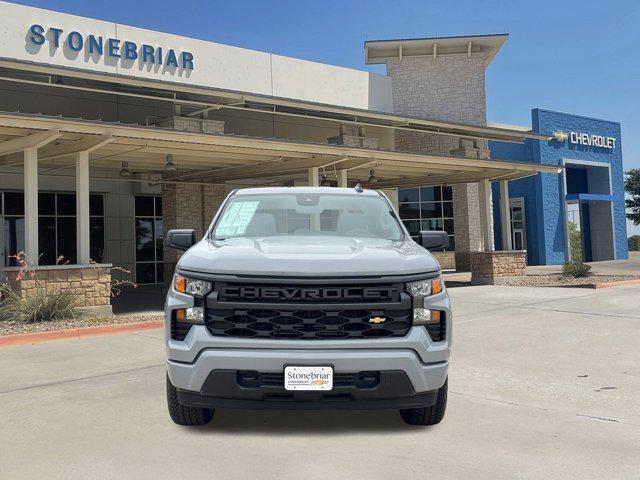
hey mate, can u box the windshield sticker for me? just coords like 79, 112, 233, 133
216, 201, 259, 236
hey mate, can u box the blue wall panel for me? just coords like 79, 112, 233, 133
490, 108, 628, 265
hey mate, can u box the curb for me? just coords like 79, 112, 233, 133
0, 320, 163, 348
593, 279, 640, 289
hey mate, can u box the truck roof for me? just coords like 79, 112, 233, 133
233, 186, 380, 196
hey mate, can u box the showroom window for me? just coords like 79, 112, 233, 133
1, 192, 105, 266
398, 186, 455, 250
134, 196, 164, 284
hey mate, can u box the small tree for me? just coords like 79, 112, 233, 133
625, 169, 640, 226
568, 221, 583, 261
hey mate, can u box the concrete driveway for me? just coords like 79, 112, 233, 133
1, 284, 639, 479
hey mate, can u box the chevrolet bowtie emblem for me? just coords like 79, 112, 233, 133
369, 317, 386, 324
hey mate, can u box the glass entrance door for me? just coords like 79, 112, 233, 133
509, 199, 526, 251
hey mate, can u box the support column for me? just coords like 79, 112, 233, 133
452, 183, 482, 271
307, 167, 320, 230
478, 179, 494, 252
337, 170, 348, 188
499, 180, 513, 251
76, 151, 91, 264
23, 147, 39, 265
308, 167, 319, 187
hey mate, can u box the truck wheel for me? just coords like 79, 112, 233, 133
166, 373, 214, 426
400, 378, 447, 426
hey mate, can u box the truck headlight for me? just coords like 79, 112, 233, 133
173, 275, 210, 325
406, 277, 443, 297
406, 277, 444, 327
174, 275, 212, 297
413, 308, 442, 326
174, 307, 204, 325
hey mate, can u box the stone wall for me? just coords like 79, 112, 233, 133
163, 182, 227, 280
386, 53, 491, 271
387, 54, 487, 125
5, 264, 112, 308
327, 125, 379, 149
469, 251, 527, 284
431, 251, 456, 270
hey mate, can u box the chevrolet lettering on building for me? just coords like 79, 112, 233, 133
569, 131, 616, 149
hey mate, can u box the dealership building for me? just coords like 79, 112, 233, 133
0, 1, 628, 312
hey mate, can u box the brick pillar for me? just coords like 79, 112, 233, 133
203, 184, 227, 228
162, 183, 228, 281
453, 183, 482, 271
163, 183, 204, 282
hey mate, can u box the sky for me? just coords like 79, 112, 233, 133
9, 0, 640, 235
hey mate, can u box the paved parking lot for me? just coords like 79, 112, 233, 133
1, 284, 639, 479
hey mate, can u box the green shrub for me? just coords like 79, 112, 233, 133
562, 261, 592, 278
629, 235, 640, 252
568, 221, 583, 261
0, 284, 78, 323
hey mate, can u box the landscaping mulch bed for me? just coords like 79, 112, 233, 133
501, 275, 640, 288
0, 313, 163, 336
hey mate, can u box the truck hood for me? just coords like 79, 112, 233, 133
177, 236, 440, 277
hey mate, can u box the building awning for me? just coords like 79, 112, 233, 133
0, 111, 560, 188
0, 58, 550, 145
365, 34, 509, 68
566, 194, 623, 202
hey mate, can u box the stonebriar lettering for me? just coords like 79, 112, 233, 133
28, 24, 194, 70
569, 131, 616, 149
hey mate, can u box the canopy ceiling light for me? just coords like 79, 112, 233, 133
165, 154, 177, 171
320, 173, 332, 187
119, 161, 132, 177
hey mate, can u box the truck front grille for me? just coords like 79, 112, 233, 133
205, 281, 413, 340
207, 307, 411, 339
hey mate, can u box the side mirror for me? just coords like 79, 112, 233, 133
417, 230, 449, 252
165, 229, 197, 251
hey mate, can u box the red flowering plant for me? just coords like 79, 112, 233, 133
0, 252, 78, 322
0, 253, 137, 322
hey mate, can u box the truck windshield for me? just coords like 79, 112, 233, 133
211, 193, 403, 241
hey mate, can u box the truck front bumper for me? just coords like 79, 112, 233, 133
174, 369, 440, 410
165, 288, 451, 410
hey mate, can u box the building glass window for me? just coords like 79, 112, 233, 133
1, 192, 104, 266
135, 196, 163, 284
398, 186, 455, 250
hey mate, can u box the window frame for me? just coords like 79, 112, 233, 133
134, 195, 164, 285
1, 191, 105, 267
398, 186, 455, 251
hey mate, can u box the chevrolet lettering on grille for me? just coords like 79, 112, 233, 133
221, 285, 396, 303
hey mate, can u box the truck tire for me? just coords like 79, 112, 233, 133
166, 373, 214, 426
400, 378, 447, 426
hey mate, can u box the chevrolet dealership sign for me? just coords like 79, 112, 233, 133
569, 131, 616, 149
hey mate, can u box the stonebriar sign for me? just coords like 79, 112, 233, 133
28, 24, 195, 70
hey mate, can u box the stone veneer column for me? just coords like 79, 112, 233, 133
163, 183, 227, 281
452, 183, 482, 271
387, 53, 491, 271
